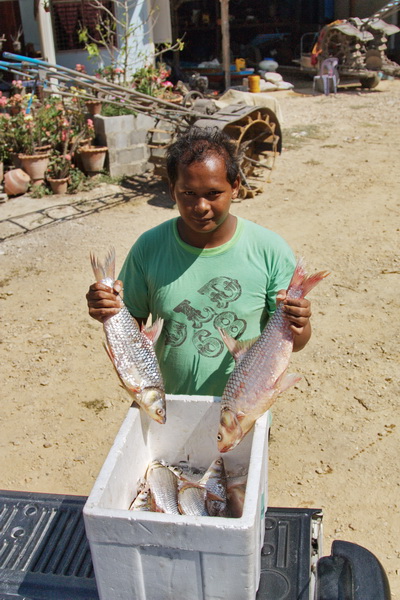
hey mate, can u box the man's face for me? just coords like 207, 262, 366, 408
170, 153, 240, 242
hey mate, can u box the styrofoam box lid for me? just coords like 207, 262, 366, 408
84, 395, 269, 554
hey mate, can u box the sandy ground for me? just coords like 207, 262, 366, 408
1, 75, 399, 595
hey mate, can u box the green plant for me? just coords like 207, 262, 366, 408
100, 102, 137, 117
67, 166, 86, 193
30, 183, 53, 198
78, 0, 184, 86
0, 112, 11, 162
46, 152, 72, 179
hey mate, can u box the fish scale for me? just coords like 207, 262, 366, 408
217, 258, 329, 452
90, 249, 166, 424
102, 291, 164, 392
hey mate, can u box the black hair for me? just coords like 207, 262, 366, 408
166, 126, 240, 186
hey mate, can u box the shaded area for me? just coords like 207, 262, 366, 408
0, 175, 174, 242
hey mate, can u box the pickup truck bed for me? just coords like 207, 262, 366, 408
0, 490, 390, 600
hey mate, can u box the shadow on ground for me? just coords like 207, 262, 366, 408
0, 174, 174, 242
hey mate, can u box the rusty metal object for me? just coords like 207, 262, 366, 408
147, 102, 281, 199
306, 1, 400, 86
2, 52, 283, 200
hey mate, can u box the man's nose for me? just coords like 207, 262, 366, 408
194, 196, 209, 212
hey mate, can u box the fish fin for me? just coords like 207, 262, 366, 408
90, 247, 116, 282
102, 342, 141, 395
103, 340, 115, 363
236, 411, 246, 422
274, 370, 302, 393
288, 257, 330, 297
254, 371, 302, 416
217, 328, 259, 361
141, 317, 164, 345
206, 490, 225, 503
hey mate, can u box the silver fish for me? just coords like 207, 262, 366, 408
146, 460, 181, 514
200, 457, 229, 517
129, 482, 153, 511
226, 474, 248, 518
217, 258, 329, 452
91, 248, 166, 424
177, 479, 209, 516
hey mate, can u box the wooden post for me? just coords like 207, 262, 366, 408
219, 0, 231, 90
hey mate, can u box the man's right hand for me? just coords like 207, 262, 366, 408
86, 279, 123, 323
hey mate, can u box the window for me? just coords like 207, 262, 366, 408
52, 0, 115, 52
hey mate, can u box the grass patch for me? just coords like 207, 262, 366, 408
283, 124, 328, 149
304, 159, 322, 166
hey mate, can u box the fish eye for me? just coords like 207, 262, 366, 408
216, 458, 222, 464
156, 408, 165, 416
217, 433, 222, 442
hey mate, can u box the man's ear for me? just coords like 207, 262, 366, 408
169, 182, 176, 204
231, 175, 241, 199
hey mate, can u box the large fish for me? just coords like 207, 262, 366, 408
200, 457, 229, 517
177, 459, 227, 517
146, 460, 181, 514
91, 248, 166, 424
226, 474, 247, 518
217, 258, 329, 452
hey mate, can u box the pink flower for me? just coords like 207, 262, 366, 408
65, 154, 71, 161
0, 97, 7, 107
161, 81, 173, 88
87, 118, 94, 130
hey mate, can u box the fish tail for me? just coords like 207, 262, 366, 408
90, 247, 116, 283
141, 317, 164, 345
289, 257, 330, 297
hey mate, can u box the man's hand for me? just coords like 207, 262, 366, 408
276, 290, 312, 350
86, 279, 123, 323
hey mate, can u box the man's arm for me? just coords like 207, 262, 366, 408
276, 291, 312, 352
86, 279, 147, 326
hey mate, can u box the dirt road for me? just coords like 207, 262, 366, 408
1, 76, 399, 595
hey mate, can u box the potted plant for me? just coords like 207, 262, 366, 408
13, 96, 68, 184
76, 117, 108, 176
46, 153, 72, 194
46, 126, 86, 194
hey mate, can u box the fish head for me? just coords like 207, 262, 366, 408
141, 388, 166, 424
217, 407, 243, 453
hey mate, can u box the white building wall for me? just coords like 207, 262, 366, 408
15, 0, 164, 75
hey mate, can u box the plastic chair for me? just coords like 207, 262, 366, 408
313, 58, 339, 95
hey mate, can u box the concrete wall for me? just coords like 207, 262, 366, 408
94, 113, 155, 178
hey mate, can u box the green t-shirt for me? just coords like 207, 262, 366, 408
119, 217, 295, 396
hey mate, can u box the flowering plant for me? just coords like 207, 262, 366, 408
46, 151, 72, 180
132, 63, 173, 97
95, 65, 125, 84
0, 112, 11, 161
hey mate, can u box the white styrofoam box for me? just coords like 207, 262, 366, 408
83, 395, 270, 600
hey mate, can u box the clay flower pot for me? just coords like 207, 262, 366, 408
19, 153, 50, 186
86, 100, 102, 116
4, 168, 31, 197
47, 176, 70, 195
77, 145, 108, 176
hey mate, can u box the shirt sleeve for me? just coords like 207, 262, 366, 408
264, 234, 296, 317
118, 238, 150, 319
